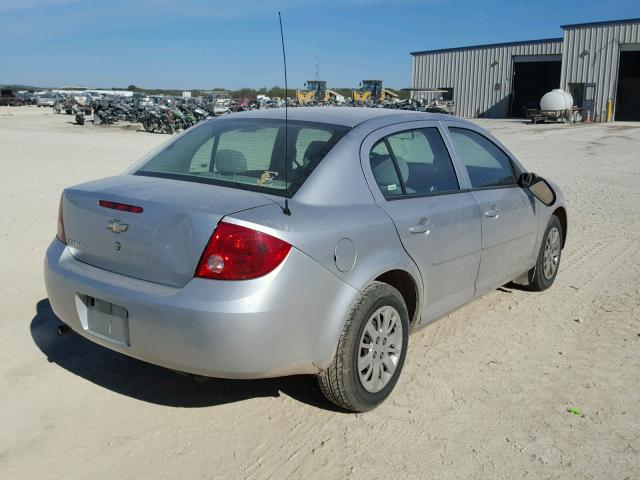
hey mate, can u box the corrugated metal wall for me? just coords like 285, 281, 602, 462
561, 21, 640, 122
411, 39, 563, 118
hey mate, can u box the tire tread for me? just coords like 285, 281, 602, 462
528, 215, 563, 292
318, 281, 404, 411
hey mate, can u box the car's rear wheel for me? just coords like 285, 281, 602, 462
318, 281, 409, 412
528, 215, 563, 291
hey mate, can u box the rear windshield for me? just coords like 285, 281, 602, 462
135, 118, 350, 197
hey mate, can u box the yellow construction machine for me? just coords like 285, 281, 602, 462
296, 80, 328, 105
352, 80, 399, 103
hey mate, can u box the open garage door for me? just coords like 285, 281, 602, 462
510, 55, 561, 118
615, 51, 640, 121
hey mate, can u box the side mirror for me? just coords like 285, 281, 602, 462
518, 172, 556, 206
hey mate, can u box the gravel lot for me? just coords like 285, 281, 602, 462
1, 106, 639, 480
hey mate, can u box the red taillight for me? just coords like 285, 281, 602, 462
98, 200, 143, 213
195, 222, 291, 280
57, 194, 66, 244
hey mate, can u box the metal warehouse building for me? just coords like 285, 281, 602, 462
410, 18, 640, 121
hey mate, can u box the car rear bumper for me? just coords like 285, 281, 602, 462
44, 239, 358, 379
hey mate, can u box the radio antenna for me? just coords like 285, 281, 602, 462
278, 11, 291, 216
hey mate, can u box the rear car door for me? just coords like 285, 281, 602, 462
360, 122, 482, 325
445, 125, 538, 294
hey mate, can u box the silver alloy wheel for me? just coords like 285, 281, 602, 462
357, 305, 403, 393
543, 226, 561, 280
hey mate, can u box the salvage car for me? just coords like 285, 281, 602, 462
37, 93, 59, 107
44, 108, 567, 412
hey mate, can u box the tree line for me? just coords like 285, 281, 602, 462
123, 85, 408, 99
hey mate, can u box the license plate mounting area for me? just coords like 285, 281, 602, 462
77, 295, 130, 346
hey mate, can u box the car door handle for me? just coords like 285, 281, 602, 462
409, 218, 432, 235
484, 206, 501, 218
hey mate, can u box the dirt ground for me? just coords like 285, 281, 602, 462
1, 106, 639, 480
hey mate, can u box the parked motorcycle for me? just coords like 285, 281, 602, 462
75, 108, 85, 125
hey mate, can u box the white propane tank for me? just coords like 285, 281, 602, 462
540, 89, 573, 111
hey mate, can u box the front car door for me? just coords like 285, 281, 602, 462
360, 122, 482, 325
444, 124, 538, 295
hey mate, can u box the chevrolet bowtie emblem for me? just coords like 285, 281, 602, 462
107, 219, 129, 234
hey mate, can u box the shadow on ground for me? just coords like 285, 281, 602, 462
31, 298, 342, 412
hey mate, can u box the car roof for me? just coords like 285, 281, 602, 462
222, 106, 457, 128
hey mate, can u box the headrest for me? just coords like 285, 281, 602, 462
303, 141, 326, 166
371, 153, 409, 187
216, 149, 247, 175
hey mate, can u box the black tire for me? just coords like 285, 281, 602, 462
317, 281, 409, 412
528, 215, 563, 291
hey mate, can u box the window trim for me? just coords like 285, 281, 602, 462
466, 184, 521, 193
369, 126, 462, 201
368, 138, 406, 199
384, 183, 521, 201
383, 137, 408, 196
385, 188, 469, 201
447, 126, 520, 190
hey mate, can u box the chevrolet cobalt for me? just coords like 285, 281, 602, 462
45, 108, 567, 412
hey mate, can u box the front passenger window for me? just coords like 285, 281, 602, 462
449, 128, 516, 188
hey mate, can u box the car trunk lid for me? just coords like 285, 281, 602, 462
62, 175, 271, 287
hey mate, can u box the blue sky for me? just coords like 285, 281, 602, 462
2, 0, 639, 90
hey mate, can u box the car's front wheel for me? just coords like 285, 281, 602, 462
529, 215, 563, 291
318, 281, 409, 412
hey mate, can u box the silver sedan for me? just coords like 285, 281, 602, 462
44, 108, 567, 412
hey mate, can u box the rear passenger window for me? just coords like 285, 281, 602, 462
449, 128, 516, 188
386, 128, 459, 194
369, 140, 403, 198
369, 128, 459, 199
